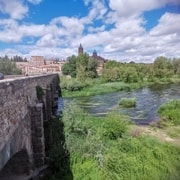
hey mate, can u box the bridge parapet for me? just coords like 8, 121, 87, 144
0, 74, 61, 175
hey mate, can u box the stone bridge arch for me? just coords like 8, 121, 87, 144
0, 149, 31, 179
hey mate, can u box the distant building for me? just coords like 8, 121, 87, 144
30, 56, 45, 66
92, 50, 97, 59
91, 50, 106, 63
78, 44, 84, 55
78, 44, 106, 75
16, 56, 66, 75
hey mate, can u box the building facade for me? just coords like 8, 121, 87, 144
16, 56, 66, 75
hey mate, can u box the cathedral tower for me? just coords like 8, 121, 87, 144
92, 50, 97, 59
78, 44, 83, 55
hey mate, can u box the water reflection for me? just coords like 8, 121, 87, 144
63, 83, 180, 125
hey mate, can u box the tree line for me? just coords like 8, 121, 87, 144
62, 55, 180, 83
0, 55, 24, 75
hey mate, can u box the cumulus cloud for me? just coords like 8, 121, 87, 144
0, 0, 43, 20
51, 16, 84, 36
0, 19, 46, 42
150, 13, 180, 36
109, 0, 180, 17
0, 0, 28, 19
0, 0, 179, 62
82, 0, 108, 23
36, 34, 57, 47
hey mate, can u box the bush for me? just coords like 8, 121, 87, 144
61, 79, 85, 91
119, 98, 136, 108
102, 112, 129, 140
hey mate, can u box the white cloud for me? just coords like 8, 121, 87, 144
0, 19, 46, 42
36, 33, 57, 47
26, 46, 76, 59
150, 13, 180, 36
0, 0, 179, 62
109, 0, 180, 17
0, 0, 43, 20
82, 0, 107, 23
0, 0, 28, 20
88, 25, 106, 33
51, 16, 84, 36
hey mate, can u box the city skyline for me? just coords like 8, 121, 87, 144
0, 0, 180, 63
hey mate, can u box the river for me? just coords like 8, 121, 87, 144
62, 83, 180, 125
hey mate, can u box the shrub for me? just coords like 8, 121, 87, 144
61, 79, 85, 91
102, 112, 129, 140
119, 98, 136, 108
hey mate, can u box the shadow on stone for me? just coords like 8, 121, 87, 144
0, 149, 32, 180
43, 116, 73, 180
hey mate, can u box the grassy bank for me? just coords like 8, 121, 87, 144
158, 99, 180, 127
61, 77, 153, 97
60, 76, 180, 98
48, 102, 180, 180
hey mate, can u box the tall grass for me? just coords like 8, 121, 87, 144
59, 102, 180, 180
158, 99, 180, 126
119, 98, 136, 108
60, 77, 152, 97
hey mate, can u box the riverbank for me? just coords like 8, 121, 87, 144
133, 125, 180, 146
47, 102, 180, 179
61, 77, 180, 98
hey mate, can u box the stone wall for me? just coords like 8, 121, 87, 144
0, 74, 60, 171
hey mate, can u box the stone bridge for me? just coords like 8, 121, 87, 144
0, 74, 61, 179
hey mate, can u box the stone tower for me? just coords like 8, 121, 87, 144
92, 50, 97, 59
78, 44, 83, 55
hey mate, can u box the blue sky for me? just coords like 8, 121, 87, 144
0, 0, 180, 62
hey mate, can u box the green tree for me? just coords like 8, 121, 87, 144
76, 53, 89, 80
172, 58, 180, 76
121, 66, 138, 83
102, 61, 121, 82
87, 58, 98, 78
153, 57, 173, 78
104, 60, 121, 69
11, 55, 27, 62
102, 67, 120, 82
61, 55, 77, 77
0, 56, 22, 75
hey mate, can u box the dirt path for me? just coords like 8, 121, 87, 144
134, 126, 180, 146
